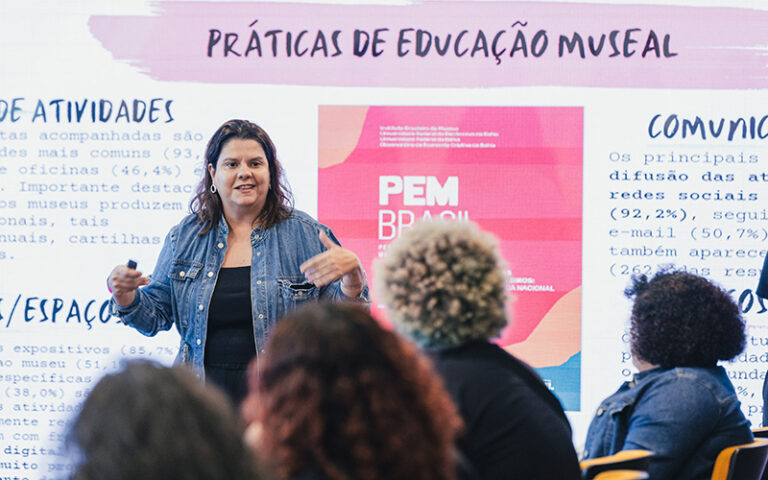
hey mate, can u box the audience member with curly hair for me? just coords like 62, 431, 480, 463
66, 360, 264, 480
375, 220, 581, 480
241, 302, 463, 480
583, 270, 752, 480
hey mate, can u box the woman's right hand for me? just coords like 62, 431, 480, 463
108, 265, 150, 307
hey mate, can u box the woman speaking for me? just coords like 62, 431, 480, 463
107, 119, 368, 404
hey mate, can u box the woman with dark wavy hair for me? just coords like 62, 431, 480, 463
107, 120, 368, 405
67, 360, 263, 480
584, 270, 752, 480
241, 302, 463, 480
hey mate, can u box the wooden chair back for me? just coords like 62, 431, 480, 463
594, 471, 649, 480
580, 450, 653, 480
711, 439, 768, 480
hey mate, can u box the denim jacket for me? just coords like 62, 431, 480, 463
583, 366, 752, 480
111, 210, 369, 378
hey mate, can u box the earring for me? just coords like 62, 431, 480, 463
210, 184, 217, 194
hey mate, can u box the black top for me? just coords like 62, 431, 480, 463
205, 266, 256, 404
429, 340, 581, 480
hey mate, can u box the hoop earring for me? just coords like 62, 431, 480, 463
210, 184, 217, 194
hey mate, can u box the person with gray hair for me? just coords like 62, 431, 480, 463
376, 220, 580, 480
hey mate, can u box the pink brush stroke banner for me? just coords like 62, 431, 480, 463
89, 1, 768, 89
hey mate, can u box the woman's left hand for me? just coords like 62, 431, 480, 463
300, 231, 364, 296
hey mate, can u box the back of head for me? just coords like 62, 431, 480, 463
375, 219, 508, 349
626, 270, 746, 368
67, 360, 261, 480
243, 302, 461, 480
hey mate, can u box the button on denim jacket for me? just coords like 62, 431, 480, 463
583, 366, 752, 480
111, 210, 370, 378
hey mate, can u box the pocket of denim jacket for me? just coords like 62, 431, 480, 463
277, 276, 319, 301
168, 259, 203, 281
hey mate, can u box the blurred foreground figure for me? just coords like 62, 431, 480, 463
242, 302, 463, 480
67, 360, 264, 480
375, 220, 581, 480
584, 271, 752, 480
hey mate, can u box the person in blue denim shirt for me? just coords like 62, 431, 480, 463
583, 271, 752, 480
107, 120, 369, 404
